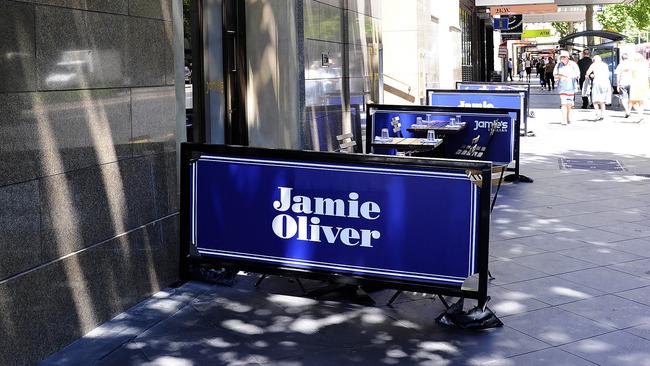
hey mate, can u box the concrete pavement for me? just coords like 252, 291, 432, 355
41, 82, 650, 366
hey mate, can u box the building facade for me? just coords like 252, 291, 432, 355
0, 1, 181, 365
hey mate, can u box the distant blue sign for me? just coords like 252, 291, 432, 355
189, 155, 479, 286
457, 83, 526, 92
493, 18, 509, 30
427, 90, 524, 111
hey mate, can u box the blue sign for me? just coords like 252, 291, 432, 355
493, 18, 508, 30
189, 155, 480, 286
457, 83, 526, 92
372, 111, 516, 164
427, 91, 524, 111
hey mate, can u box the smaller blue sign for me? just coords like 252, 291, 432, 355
371, 110, 515, 164
458, 83, 525, 92
427, 91, 524, 111
493, 18, 509, 30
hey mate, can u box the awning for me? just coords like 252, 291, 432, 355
558, 30, 626, 45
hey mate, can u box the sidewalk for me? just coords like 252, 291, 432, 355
41, 87, 650, 366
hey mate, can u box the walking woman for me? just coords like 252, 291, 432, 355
628, 52, 650, 122
554, 50, 580, 125
584, 55, 612, 121
615, 53, 632, 118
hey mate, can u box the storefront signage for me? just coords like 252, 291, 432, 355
188, 154, 481, 286
477, 0, 552, 5
489, 4, 557, 15
522, 29, 552, 38
502, 15, 523, 34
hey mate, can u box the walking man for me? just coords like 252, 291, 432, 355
507, 58, 513, 81
577, 49, 593, 109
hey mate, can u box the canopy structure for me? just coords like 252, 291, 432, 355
558, 30, 626, 47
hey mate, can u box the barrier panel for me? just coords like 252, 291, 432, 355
366, 104, 519, 167
180, 143, 493, 306
424, 90, 528, 181
455, 82, 531, 136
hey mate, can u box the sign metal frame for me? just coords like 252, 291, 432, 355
180, 143, 493, 307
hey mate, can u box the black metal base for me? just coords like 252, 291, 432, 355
503, 174, 534, 183
305, 284, 376, 306
435, 298, 503, 330
192, 265, 239, 287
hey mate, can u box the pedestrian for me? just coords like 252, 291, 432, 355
507, 58, 513, 81
537, 59, 546, 88
615, 53, 632, 118
584, 55, 612, 121
518, 60, 524, 81
628, 52, 649, 122
525, 58, 532, 82
577, 49, 593, 109
554, 50, 580, 125
544, 57, 555, 91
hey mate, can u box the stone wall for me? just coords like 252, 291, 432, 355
0, 1, 179, 364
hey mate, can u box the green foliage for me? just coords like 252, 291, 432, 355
183, 0, 191, 43
551, 22, 576, 38
597, 0, 650, 33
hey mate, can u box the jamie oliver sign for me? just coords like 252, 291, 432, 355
189, 154, 480, 287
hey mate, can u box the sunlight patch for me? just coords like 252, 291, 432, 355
550, 286, 592, 299
221, 319, 265, 335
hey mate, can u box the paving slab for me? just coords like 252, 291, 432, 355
559, 294, 650, 330
558, 267, 650, 294
504, 307, 615, 346
558, 246, 644, 266
560, 331, 650, 366
502, 276, 605, 306
482, 347, 597, 366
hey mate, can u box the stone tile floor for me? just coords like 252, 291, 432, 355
42, 83, 650, 365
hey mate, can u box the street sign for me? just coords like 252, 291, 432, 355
493, 18, 509, 30
522, 29, 551, 38
498, 41, 508, 58
501, 33, 521, 41
502, 15, 523, 34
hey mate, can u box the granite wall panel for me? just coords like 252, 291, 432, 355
1, 1, 180, 365
132, 86, 176, 156
36, 6, 166, 90
0, 93, 41, 186
164, 20, 175, 85
0, 89, 131, 187
152, 152, 179, 218
0, 217, 176, 366
38, 152, 179, 263
0, 181, 41, 280
0, 1, 36, 92
36, 6, 130, 90
17, 0, 128, 14
126, 16, 166, 86
129, 0, 172, 20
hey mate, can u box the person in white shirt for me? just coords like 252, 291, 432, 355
584, 55, 612, 121
554, 50, 580, 125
